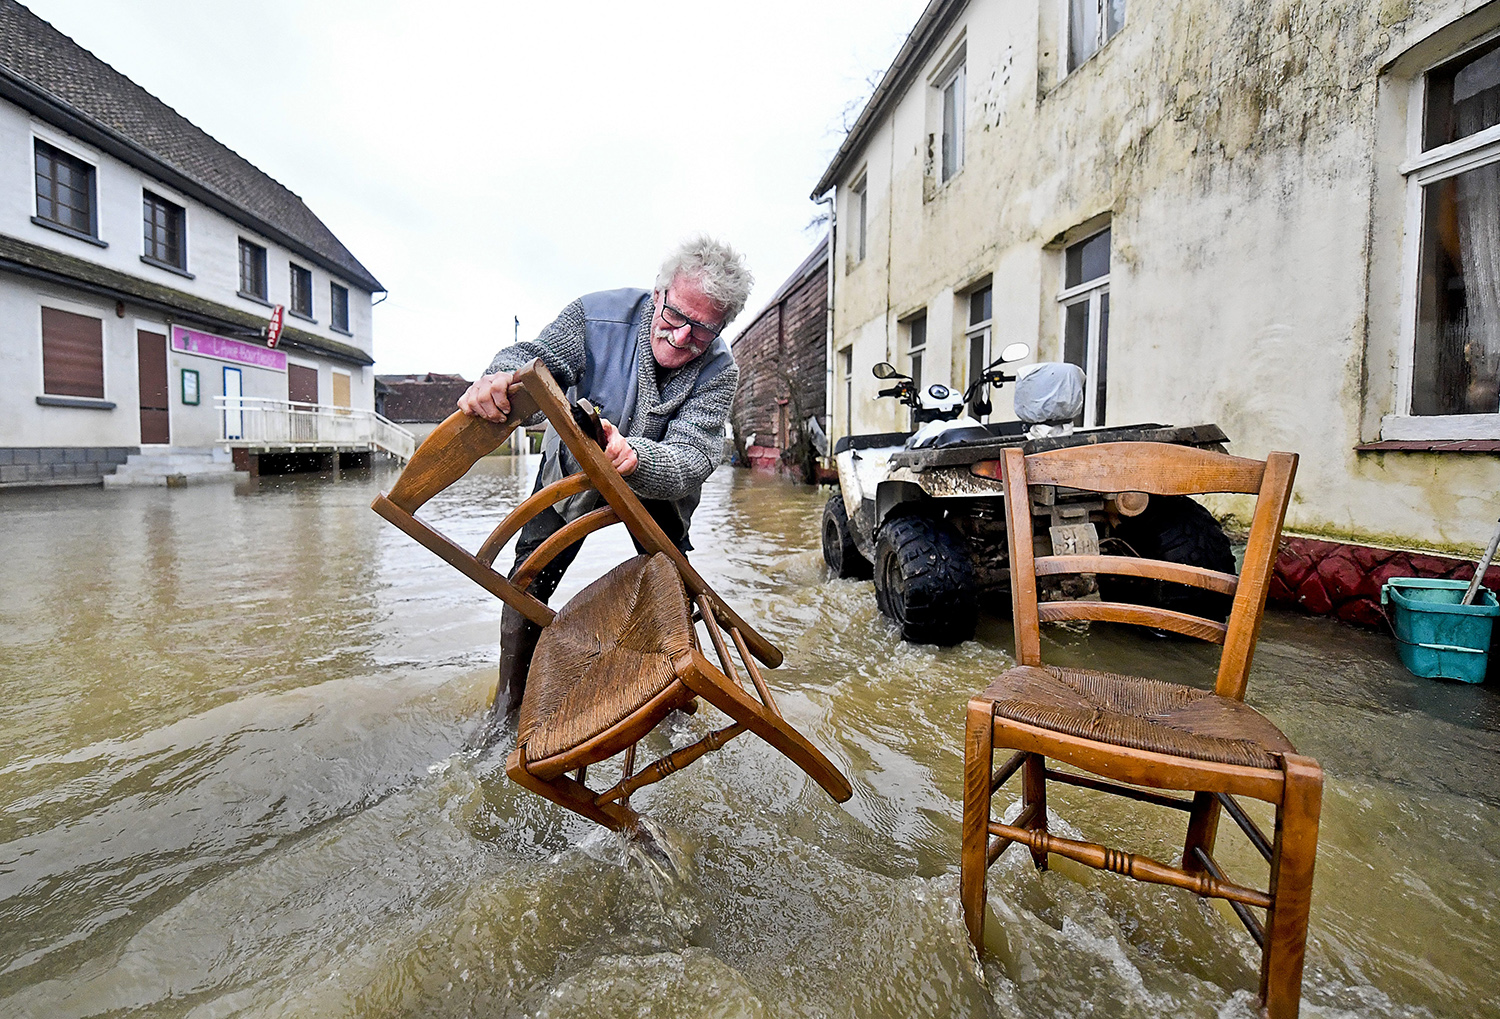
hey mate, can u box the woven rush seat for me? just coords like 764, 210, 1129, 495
517, 553, 695, 775
982, 664, 1295, 770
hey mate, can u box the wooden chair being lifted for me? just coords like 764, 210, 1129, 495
373, 359, 852, 831
961, 442, 1320, 1019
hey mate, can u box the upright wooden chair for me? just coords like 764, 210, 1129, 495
961, 442, 1320, 1019
373, 360, 852, 831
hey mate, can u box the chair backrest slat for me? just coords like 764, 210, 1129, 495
510, 505, 622, 593
477, 472, 593, 566
1002, 444, 1298, 698
1023, 442, 1266, 496
386, 388, 539, 513
1037, 601, 1229, 643
1036, 555, 1239, 596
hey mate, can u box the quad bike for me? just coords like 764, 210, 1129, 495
822, 350, 1234, 645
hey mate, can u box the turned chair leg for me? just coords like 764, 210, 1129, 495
1182, 791, 1222, 873
1260, 755, 1323, 1019
961, 700, 995, 948
1022, 752, 1048, 870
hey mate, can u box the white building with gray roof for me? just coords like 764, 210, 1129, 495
0, 0, 404, 487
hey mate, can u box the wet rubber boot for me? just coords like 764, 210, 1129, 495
493, 603, 540, 723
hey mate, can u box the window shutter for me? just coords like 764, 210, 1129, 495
42, 307, 104, 398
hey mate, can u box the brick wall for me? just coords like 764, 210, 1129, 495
730, 258, 827, 481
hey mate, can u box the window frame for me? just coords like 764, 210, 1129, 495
1064, 0, 1126, 76
839, 345, 854, 439
964, 283, 993, 414
33, 137, 102, 244
289, 262, 314, 319
141, 189, 187, 272
900, 311, 927, 397
938, 60, 966, 184
238, 238, 268, 302
1058, 228, 1112, 428
330, 282, 351, 333
1387, 29, 1500, 440
849, 173, 869, 265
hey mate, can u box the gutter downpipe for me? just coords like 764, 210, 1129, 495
816, 189, 836, 472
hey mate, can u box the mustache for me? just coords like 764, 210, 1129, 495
655, 327, 701, 351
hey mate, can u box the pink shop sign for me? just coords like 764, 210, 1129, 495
171, 326, 286, 372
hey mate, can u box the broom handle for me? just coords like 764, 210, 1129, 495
1462, 517, 1500, 606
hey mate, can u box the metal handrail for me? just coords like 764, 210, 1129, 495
214, 396, 416, 461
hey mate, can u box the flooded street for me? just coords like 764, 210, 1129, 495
2, 461, 1498, 1019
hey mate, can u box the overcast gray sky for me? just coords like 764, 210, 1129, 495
24, 0, 928, 375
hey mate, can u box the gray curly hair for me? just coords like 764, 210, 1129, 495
655, 235, 754, 326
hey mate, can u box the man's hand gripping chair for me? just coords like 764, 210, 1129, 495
961, 442, 1322, 1019
373, 360, 852, 831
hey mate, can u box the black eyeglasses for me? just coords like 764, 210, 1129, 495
657, 291, 723, 346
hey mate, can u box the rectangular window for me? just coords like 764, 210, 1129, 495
966, 284, 993, 415
330, 282, 350, 332
41, 306, 104, 398
142, 191, 185, 269
1069, 0, 1126, 72
840, 345, 853, 438
288, 363, 319, 404
940, 64, 965, 182
34, 140, 96, 237
1404, 39, 1500, 423
1422, 36, 1500, 150
331, 369, 352, 409
290, 263, 313, 317
238, 239, 267, 300
905, 313, 927, 394
1059, 228, 1111, 426
851, 174, 868, 263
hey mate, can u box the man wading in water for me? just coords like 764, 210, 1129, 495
458, 236, 752, 720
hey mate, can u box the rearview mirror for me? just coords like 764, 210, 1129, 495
872, 362, 904, 379
998, 342, 1030, 364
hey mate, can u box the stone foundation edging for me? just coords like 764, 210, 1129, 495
0, 447, 136, 488
1271, 535, 1500, 628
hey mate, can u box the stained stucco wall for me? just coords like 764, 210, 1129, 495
829, 0, 1500, 554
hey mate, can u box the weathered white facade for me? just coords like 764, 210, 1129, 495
816, 0, 1500, 555
0, 1, 383, 485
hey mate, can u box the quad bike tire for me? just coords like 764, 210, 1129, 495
1099, 495, 1236, 621
822, 495, 872, 579
873, 514, 978, 645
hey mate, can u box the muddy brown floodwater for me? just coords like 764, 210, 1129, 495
2, 461, 1498, 1018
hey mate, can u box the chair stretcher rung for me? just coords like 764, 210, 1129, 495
1217, 792, 1274, 862
1043, 768, 1195, 810
1193, 847, 1266, 946
594, 722, 745, 806
989, 821, 1273, 909
986, 801, 1042, 864
991, 751, 1028, 793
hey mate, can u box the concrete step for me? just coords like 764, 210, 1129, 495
103, 447, 243, 488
